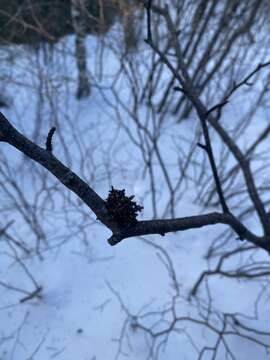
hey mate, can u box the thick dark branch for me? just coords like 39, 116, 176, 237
1, 111, 269, 252
0, 111, 114, 231
108, 212, 265, 248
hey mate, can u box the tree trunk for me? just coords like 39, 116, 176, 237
71, 0, 91, 99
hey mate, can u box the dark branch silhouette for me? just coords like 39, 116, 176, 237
0, 110, 269, 251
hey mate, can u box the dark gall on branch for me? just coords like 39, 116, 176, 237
105, 186, 143, 226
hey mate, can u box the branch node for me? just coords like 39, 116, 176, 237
236, 236, 244, 241
205, 100, 229, 117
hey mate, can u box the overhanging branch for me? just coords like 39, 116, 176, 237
0, 111, 269, 252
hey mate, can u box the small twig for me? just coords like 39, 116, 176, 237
0, 220, 14, 237
227, 61, 270, 99
173, 86, 186, 94
209, 61, 270, 121
197, 142, 207, 151
205, 100, 229, 117
45, 126, 56, 152
19, 286, 43, 303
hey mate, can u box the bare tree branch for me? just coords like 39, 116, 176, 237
1, 111, 269, 251
144, 3, 270, 237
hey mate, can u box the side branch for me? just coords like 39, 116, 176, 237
108, 212, 265, 249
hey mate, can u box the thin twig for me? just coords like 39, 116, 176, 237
45, 126, 56, 152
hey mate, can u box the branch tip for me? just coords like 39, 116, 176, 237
197, 142, 207, 151
108, 234, 122, 246
46, 126, 56, 152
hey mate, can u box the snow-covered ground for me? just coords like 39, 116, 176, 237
1, 25, 270, 360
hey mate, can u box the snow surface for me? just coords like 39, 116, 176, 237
0, 28, 270, 360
